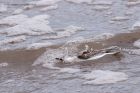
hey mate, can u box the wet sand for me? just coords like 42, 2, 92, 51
0, 48, 46, 63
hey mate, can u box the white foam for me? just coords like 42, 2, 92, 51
0, 62, 8, 67
126, 1, 140, 6
125, 10, 134, 15
94, 33, 114, 40
59, 68, 80, 73
65, 0, 92, 4
0, 4, 7, 12
131, 21, 140, 30
42, 63, 60, 70
66, 36, 85, 44
26, 42, 53, 50
0, 36, 26, 45
32, 14, 50, 20
63, 56, 78, 63
111, 16, 129, 21
124, 49, 140, 55
12, 9, 23, 15
29, 0, 62, 6
41, 26, 83, 40
23, 5, 34, 10
57, 25, 84, 37
0, 47, 11, 51
40, 4, 58, 11
106, 11, 112, 15
133, 39, 140, 48
92, 5, 110, 11
4, 15, 53, 36
82, 70, 128, 85
92, 0, 113, 5
0, 14, 29, 26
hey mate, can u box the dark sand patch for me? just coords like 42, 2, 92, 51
0, 48, 46, 63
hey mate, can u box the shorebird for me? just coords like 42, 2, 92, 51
55, 46, 121, 63
78, 46, 121, 60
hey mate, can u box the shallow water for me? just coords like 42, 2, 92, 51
0, 0, 140, 93
0, 0, 140, 49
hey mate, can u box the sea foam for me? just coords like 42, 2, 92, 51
0, 14, 28, 26
26, 42, 53, 50
82, 70, 128, 85
59, 68, 80, 73
0, 36, 26, 45
133, 39, 140, 48
0, 4, 7, 12
3, 15, 53, 36
29, 0, 62, 6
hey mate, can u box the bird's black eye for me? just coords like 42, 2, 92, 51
105, 49, 112, 53
60, 58, 63, 61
